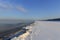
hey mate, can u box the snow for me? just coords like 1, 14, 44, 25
30, 21, 60, 40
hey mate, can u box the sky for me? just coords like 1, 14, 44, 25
0, 0, 60, 20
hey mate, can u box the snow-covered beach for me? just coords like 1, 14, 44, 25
30, 21, 60, 40
12, 21, 60, 40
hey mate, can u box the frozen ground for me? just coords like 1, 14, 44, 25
29, 21, 60, 40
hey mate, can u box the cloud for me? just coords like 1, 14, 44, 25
0, 3, 13, 9
0, 1, 27, 13
0, 3, 8, 8
16, 6, 27, 13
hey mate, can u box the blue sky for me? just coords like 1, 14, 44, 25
0, 0, 60, 20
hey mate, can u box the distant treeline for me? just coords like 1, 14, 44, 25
43, 18, 60, 21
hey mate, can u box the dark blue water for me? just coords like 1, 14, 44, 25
0, 20, 34, 35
